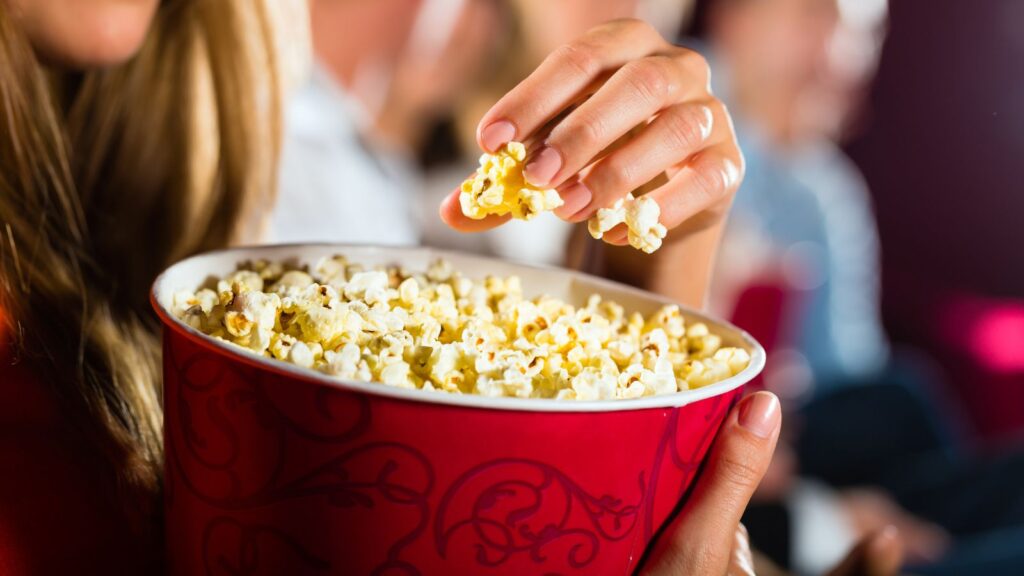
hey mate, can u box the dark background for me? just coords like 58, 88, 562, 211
848, 0, 1024, 342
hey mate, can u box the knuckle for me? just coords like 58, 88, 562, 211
554, 42, 602, 79
594, 155, 636, 195
715, 446, 765, 488
667, 538, 723, 576
691, 155, 731, 201
662, 105, 709, 152
711, 99, 732, 129
711, 100, 746, 177
616, 17, 659, 39
640, 18, 672, 48
678, 49, 712, 90
621, 57, 673, 104
554, 111, 606, 153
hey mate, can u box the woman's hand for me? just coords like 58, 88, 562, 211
640, 391, 781, 575
440, 18, 743, 246
638, 391, 904, 576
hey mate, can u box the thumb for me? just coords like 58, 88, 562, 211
642, 391, 781, 575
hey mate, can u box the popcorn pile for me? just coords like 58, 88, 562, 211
459, 141, 564, 220
172, 256, 749, 401
460, 142, 668, 253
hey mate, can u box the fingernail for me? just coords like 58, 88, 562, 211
555, 181, 592, 219
605, 228, 629, 245
738, 392, 779, 439
523, 146, 562, 187
480, 120, 515, 152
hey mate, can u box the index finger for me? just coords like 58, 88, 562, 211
476, 18, 666, 153
640, 391, 781, 576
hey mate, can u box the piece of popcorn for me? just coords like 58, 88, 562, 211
315, 255, 349, 285
452, 276, 473, 299
292, 305, 355, 348
459, 141, 564, 221
649, 305, 686, 339
244, 327, 274, 355
269, 332, 297, 361
344, 270, 390, 306
685, 322, 722, 357
587, 194, 667, 254
713, 347, 751, 375
588, 197, 627, 239
289, 341, 317, 369
606, 337, 636, 365
618, 379, 646, 399
216, 270, 264, 303
379, 359, 414, 388
555, 388, 577, 401
172, 290, 198, 317
475, 370, 534, 399
425, 259, 453, 283
668, 351, 689, 374
640, 328, 670, 359
683, 358, 731, 388
625, 196, 667, 253
571, 368, 618, 401
173, 289, 217, 318
271, 271, 315, 297
224, 291, 281, 341
251, 259, 285, 281
323, 343, 361, 379
648, 357, 679, 395
499, 368, 536, 398
396, 277, 418, 305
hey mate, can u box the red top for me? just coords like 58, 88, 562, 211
0, 312, 150, 574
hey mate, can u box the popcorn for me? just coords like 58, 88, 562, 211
588, 198, 627, 239
175, 257, 749, 401
686, 322, 722, 356
344, 270, 390, 306
714, 347, 752, 375
398, 278, 420, 305
683, 358, 731, 388
271, 271, 315, 297
459, 141, 564, 220
625, 196, 667, 253
588, 194, 667, 254
379, 359, 414, 388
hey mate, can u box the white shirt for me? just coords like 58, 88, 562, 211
269, 63, 419, 246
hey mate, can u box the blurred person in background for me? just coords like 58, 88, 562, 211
695, 0, 891, 399
686, 0, 1024, 574
267, 0, 499, 245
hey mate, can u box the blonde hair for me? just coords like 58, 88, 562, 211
0, 0, 284, 538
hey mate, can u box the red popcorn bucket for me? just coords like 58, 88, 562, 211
152, 244, 766, 576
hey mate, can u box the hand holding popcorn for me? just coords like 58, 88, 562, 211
441, 18, 743, 254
